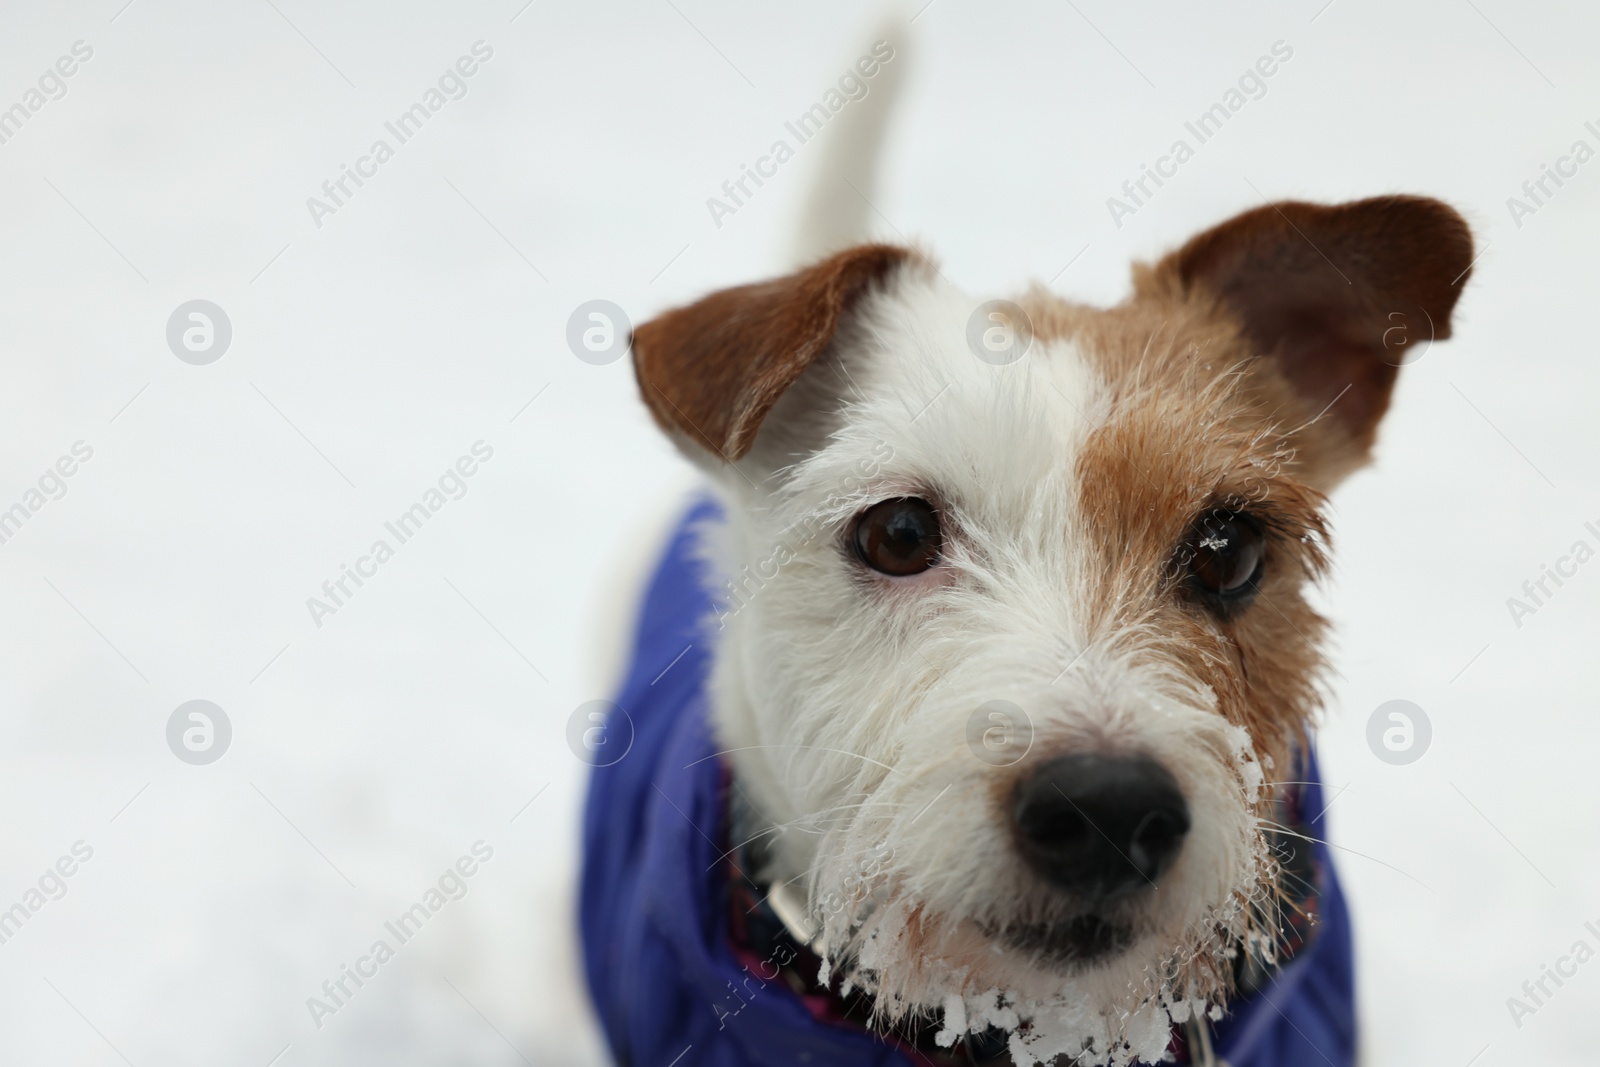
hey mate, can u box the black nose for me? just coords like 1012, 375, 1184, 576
1012, 754, 1190, 901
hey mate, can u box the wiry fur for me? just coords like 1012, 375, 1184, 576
691, 263, 1339, 1064
625, 28, 1470, 1064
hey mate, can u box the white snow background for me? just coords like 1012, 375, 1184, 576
0, 1, 1594, 1064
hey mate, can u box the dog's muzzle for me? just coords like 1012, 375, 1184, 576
1012, 754, 1191, 901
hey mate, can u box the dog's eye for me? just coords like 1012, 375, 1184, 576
852, 497, 941, 576
1186, 511, 1264, 603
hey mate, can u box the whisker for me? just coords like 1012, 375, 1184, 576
1257, 824, 1437, 895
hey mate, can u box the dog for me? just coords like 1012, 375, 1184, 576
580, 32, 1473, 1067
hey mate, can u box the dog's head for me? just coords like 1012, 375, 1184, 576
631, 198, 1471, 1063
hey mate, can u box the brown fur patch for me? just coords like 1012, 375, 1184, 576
1065, 310, 1330, 779
1014, 196, 1472, 774
632, 244, 913, 461
1136, 195, 1474, 486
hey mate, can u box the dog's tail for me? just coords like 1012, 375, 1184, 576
789, 12, 910, 266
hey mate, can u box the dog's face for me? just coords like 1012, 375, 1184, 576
632, 199, 1471, 1063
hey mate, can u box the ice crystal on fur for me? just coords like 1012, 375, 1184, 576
813, 722, 1275, 1066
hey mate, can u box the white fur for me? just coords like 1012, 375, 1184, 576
694, 268, 1272, 1065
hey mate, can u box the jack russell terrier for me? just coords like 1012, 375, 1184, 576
580, 31, 1472, 1067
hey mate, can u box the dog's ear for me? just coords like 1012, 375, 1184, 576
632, 243, 912, 464
1141, 195, 1473, 482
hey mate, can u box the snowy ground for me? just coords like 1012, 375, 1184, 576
0, 1, 1594, 1064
